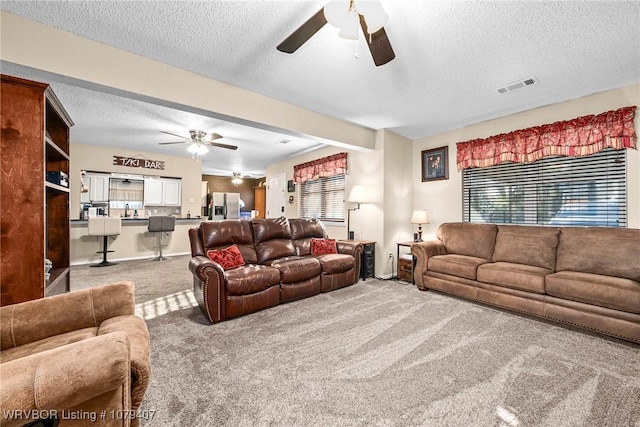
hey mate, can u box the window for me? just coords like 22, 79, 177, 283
463, 148, 627, 227
300, 174, 345, 222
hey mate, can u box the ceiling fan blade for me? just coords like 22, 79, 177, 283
209, 142, 238, 150
160, 130, 190, 140
359, 15, 395, 67
158, 141, 188, 145
205, 132, 224, 141
277, 8, 327, 54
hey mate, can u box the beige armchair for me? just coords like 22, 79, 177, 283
0, 281, 151, 427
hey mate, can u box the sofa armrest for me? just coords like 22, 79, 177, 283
189, 256, 227, 323
1, 282, 136, 350
337, 241, 363, 279
0, 332, 131, 427
336, 240, 363, 258
412, 240, 447, 288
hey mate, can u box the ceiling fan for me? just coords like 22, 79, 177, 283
158, 130, 238, 155
277, 0, 395, 67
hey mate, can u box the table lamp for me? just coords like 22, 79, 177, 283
410, 209, 429, 242
347, 185, 369, 240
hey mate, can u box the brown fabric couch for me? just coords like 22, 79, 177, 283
189, 217, 363, 323
412, 222, 640, 343
0, 281, 151, 427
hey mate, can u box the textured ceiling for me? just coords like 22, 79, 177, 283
1, 1, 639, 176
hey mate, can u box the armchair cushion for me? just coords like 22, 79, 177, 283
1, 332, 131, 427
1, 281, 135, 350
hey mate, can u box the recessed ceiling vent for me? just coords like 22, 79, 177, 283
497, 77, 538, 95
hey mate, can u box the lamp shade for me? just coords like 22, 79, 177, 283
348, 185, 369, 203
410, 209, 429, 224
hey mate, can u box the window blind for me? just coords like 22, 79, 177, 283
462, 148, 627, 227
300, 175, 345, 222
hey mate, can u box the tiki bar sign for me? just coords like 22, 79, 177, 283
113, 156, 165, 170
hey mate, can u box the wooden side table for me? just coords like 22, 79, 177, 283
396, 241, 417, 283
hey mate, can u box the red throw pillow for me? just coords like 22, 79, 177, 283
207, 244, 245, 270
311, 238, 337, 255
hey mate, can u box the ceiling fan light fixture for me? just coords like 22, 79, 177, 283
338, 9, 360, 40
187, 142, 200, 154
231, 172, 243, 186
359, 2, 388, 33
324, 1, 350, 28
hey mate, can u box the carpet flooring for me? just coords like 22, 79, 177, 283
71, 256, 640, 426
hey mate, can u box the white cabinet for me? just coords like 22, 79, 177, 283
144, 179, 163, 205
162, 179, 181, 206
81, 174, 110, 203
144, 178, 181, 206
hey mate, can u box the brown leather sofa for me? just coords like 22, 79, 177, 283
189, 217, 363, 323
412, 222, 640, 343
0, 281, 151, 427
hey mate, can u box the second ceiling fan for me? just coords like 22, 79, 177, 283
277, 0, 395, 67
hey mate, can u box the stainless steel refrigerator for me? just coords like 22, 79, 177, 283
211, 192, 240, 220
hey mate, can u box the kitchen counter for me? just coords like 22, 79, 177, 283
71, 217, 204, 224
70, 217, 204, 265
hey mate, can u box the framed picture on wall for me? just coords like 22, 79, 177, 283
421, 146, 449, 182
287, 180, 296, 192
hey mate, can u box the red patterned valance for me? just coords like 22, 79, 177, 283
456, 106, 637, 170
293, 152, 348, 183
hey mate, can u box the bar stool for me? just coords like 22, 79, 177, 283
148, 216, 175, 261
88, 217, 122, 267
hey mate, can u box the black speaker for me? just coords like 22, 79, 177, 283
361, 243, 375, 280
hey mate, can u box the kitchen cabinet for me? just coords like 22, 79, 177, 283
144, 178, 181, 206
163, 179, 181, 206
144, 179, 163, 205
1, 74, 73, 305
81, 173, 110, 203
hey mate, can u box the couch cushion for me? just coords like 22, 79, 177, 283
311, 238, 337, 255
428, 254, 490, 280
271, 256, 322, 284
437, 223, 498, 260
200, 219, 258, 264
225, 265, 281, 296
493, 225, 560, 271
0, 327, 98, 363
555, 227, 640, 282
290, 218, 327, 256
546, 271, 640, 314
252, 217, 296, 264
315, 253, 354, 275
207, 244, 245, 270
477, 262, 551, 294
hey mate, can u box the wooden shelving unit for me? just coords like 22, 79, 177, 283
1, 74, 74, 306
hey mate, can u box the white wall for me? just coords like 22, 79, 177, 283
412, 83, 640, 239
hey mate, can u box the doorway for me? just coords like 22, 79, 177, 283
266, 173, 286, 218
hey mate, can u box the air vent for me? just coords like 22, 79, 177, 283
497, 77, 538, 95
